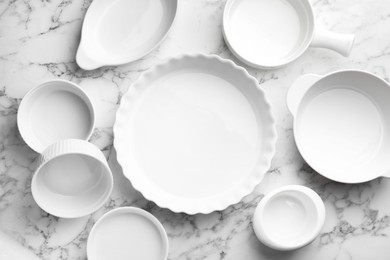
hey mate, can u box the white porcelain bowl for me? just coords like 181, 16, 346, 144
18, 79, 95, 153
253, 185, 325, 251
287, 70, 390, 183
87, 207, 169, 260
31, 139, 113, 218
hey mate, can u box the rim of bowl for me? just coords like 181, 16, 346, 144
87, 207, 169, 260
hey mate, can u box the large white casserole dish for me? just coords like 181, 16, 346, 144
114, 54, 276, 214
287, 70, 390, 183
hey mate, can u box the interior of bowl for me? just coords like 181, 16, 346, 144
32, 154, 112, 218
223, 0, 314, 68
18, 81, 94, 153
295, 71, 390, 183
80, 0, 177, 65
261, 190, 319, 248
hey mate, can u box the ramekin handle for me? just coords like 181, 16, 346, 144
310, 28, 355, 57
287, 74, 321, 116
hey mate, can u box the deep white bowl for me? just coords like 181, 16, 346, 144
287, 70, 390, 183
253, 185, 325, 251
31, 139, 113, 218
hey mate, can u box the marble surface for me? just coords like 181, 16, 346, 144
1, 0, 390, 259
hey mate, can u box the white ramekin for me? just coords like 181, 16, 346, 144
31, 139, 113, 218
18, 79, 95, 153
253, 185, 325, 251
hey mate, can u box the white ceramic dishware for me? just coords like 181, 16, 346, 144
31, 139, 113, 218
287, 70, 390, 183
253, 185, 325, 251
17, 79, 95, 153
222, 0, 355, 69
114, 54, 277, 214
76, 0, 178, 70
87, 207, 169, 260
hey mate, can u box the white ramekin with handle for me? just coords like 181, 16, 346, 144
223, 0, 355, 69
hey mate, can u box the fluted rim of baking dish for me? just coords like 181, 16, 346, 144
113, 54, 277, 214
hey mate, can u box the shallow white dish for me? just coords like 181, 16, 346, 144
222, 0, 355, 69
114, 54, 277, 214
253, 185, 325, 251
287, 70, 390, 183
76, 0, 178, 70
31, 139, 113, 218
18, 79, 95, 153
87, 207, 168, 260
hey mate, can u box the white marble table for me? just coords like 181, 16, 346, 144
1, 0, 390, 259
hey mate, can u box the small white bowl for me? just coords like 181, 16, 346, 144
87, 207, 169, 260
31, 139, 113, 218
18, 79, 95, 153
253, 185, 325, 251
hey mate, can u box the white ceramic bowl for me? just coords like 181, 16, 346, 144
223, 0, 354, 69
77, 0, 178, 70
87, 207, 169, 260
287, 70, 390, 183
253, 185, 325, 251
18, 79, 95, 153
31, 139, 113, 218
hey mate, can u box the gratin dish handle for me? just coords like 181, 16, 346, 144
287, 74, 321, 116
381, 170, 390, 178
76, 45, 102, 70
310, 28, 355, 57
